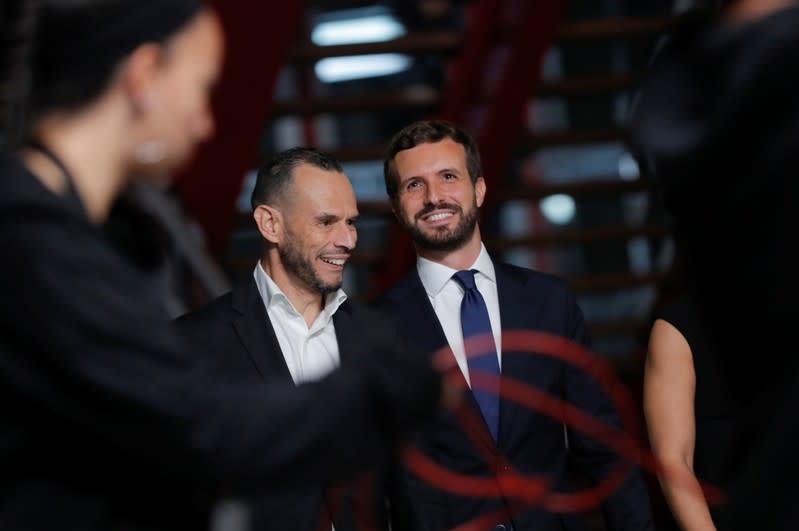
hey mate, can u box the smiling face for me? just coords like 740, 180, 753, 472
277, 164, 359, 295
392, 138, 485, 253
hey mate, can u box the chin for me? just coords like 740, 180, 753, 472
139, 172, 175, 190
130, 162, 180, 189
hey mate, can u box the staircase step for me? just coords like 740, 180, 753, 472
270, 73, 640, 118
271, 88, 440, 117
558, 15, 676, 41
521, 127, 630, 149
485, 223, 669, 250
537, 73, 639, 97
288, 15, 676, 63
290, 31, 461, 62
496, 177, 654, 202
324, 127, 631, 163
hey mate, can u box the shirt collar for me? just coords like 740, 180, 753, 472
416, 243, 496, 297
254, 261, 348, 324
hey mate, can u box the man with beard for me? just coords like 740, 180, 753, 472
175, 147, 397, 531
375, 120, 653, 531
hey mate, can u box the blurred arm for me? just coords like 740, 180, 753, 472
644, 319, 716, 531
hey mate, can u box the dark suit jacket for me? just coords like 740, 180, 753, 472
175, 278, 392, 531
0, 153, 441, 531
375, 261, 654, 531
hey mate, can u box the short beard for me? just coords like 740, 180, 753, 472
279, 232, 341, 295
399, 200, 480, 253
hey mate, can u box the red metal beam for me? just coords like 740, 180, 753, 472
175, 0, 306, 256
477, 0, 567, 207
371, 0, 508, 296
439, 0, 505, 123
371, 0, 567, 296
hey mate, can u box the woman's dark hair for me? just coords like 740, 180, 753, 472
1, 0, 203, 148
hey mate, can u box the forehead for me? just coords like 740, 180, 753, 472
393, 138, 468, 179
290, 164, 356, 210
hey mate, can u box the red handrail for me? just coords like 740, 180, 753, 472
175, 0, 307, 257
370, 0, 568, 297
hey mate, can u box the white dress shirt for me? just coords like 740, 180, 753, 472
416, 243, 502, 387
253, 262, 347, 385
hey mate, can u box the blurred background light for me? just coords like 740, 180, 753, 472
312, 12, 406, 46
315, 53, 413, 83
540, 194, 576, 225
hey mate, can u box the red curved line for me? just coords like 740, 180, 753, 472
403, 330, 725, 515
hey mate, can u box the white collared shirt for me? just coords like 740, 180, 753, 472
253, 262, 347, 385
416, 243, 502, 387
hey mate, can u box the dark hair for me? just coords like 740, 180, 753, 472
383, 120, 482, 201
1, 0, 203, 148
250, 147, 344, 211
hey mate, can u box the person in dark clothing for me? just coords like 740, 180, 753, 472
375, 119, 654, 531
631, 1, 799, 529
0, 2, 442, 530
175, 148, 397, 531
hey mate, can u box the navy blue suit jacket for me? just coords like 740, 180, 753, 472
375, 261, 654, 531
175, 278, 391, 531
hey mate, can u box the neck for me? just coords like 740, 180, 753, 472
260, 255, 325, 327
416, 226, 483, 271
25, 101, 128, 223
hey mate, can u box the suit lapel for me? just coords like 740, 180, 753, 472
392, 271, 497, 455
494, 262, 537, 451
231, 278, 292, 381
332, 301, 360, 364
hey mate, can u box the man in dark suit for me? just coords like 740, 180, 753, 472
176, 148, 396, 531
375, 120, 654, 531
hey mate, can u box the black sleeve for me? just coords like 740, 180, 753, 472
0, 218, 442, 495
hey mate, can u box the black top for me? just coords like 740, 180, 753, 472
654, 295, 738, 527
0, 153, 441, 531
631, 6, 799, 529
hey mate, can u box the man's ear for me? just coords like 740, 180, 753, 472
253, 204, 283, 244
121, 43, 164, 116
475, 176, 486, 208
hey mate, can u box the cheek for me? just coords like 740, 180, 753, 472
398, 196, 420, 218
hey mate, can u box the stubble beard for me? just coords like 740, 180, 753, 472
400, 200, 480, 253
279, 233, 342, 295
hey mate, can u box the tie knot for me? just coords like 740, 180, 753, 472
453, 269, 478, 291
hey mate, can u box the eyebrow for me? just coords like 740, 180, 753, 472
437, 168, 462, 175
316, 213, 338, 222
400, 168, 462, 184
316, 212, 360, 221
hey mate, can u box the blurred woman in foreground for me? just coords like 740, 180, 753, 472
0, 2, 441, 530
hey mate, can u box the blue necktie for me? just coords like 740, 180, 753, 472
453, 269, 501, 441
